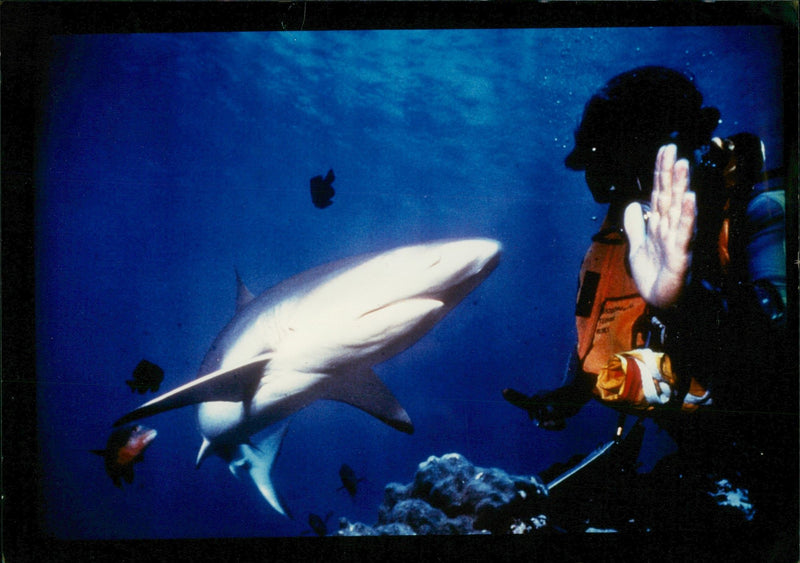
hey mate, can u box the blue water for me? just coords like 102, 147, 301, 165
35, 27, 784, 539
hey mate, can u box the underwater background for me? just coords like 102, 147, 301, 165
35, 26, 784, 539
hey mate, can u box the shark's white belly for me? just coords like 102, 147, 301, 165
196, 370, 327, 444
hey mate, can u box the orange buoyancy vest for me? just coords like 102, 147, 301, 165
575, 227, 645, 377
575, 225, 710, 412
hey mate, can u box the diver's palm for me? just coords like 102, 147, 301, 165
624, 145, 696, 308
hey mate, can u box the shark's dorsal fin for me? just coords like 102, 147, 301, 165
235, 269, 256, 313
322, 368, 414, 434
113, 354, 272, 427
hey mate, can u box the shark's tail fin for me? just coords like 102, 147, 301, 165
229, 422, 291, 518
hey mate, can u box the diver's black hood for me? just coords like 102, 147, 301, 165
566, 66, 721, 203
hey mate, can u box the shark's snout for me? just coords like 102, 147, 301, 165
435, 238, 502, 280
471, 238, 502, 269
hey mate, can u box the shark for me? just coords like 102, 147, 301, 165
114, 238, 501, 516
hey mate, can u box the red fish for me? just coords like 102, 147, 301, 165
91, 425, 157, 487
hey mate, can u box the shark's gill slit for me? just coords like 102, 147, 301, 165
359, 301, 400, 319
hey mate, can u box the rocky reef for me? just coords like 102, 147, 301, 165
335, 453, 549, 535
333, 448, 767, 536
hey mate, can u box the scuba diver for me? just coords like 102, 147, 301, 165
504, 66, 792, 534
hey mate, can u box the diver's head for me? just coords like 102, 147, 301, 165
566, 66, 720, 204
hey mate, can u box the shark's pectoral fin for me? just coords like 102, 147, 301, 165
113, 354, 273, 427
323, 368, 414, 434
229, 422, 291, 517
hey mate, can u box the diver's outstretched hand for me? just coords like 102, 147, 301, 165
502, 388, 567, 431
624, 144, 696, 308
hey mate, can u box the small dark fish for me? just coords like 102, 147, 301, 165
126, 359, 164, 394
307, 511, 332, 537
337, 463, 365, 499
91, 425, 157, 487
310, 169, 335, 208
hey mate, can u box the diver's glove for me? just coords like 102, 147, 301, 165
502, 388, 568, 431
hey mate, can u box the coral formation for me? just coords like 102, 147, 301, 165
336, 453, 548, 535
333, 450, 764, 536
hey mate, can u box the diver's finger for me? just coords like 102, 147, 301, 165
624, 201, 646, 252
668, 159, 690, 232
651, 145, 666, 211
675, 190, 696, 251
656, 145, 677, 217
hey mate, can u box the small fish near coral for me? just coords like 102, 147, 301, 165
126, 359, 164, 394
338, 463, 365, 499
307, 511, 333, 537
91, 425, 158, 488
310, 169, 335, 208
